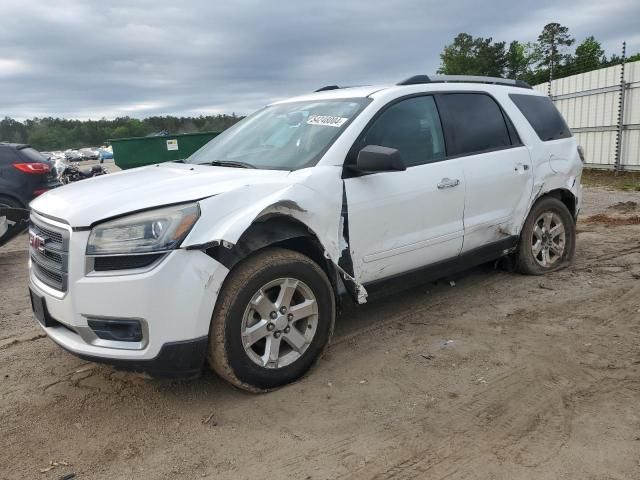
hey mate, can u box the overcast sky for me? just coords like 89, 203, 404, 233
2, 0, 639, 120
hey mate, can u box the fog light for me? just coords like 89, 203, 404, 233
87, 318, 143, 342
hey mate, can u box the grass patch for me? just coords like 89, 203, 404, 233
582, 169, 640, 191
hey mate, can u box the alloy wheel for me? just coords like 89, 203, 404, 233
241, 277, 318, 369
531, 212, 566, 267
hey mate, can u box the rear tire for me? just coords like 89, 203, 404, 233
515, 196, 576, 275
208, 248, 335, 392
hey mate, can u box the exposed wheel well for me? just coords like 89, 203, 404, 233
539, 189, 577, 219
0, 194, 25, 209
204, 215, 343, 301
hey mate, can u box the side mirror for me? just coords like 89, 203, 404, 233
353, 145, 406, 173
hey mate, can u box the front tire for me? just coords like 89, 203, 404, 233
208, 248, 335, 392
515, 196, 576, 275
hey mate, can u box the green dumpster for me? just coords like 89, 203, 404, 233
110, 131, 220, 170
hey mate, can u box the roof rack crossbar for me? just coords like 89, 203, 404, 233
397, 74, 531, 89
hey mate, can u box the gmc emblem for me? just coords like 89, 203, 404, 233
29, 231, 47, 253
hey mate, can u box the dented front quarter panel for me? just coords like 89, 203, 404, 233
182, 166, 346, 265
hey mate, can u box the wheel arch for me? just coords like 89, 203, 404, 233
0, 193, 26, 209
536, 188, 577, 219
203, 214, 346, 304
514, 190, 577, 274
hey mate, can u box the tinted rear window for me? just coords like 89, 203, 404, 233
509, 94, 572, 141
19, 147, 49, 163
437, 93, 512, 157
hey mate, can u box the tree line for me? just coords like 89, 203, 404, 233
438, 23, 639, 85
0, 114, 243, 151
3, 23, 638, 152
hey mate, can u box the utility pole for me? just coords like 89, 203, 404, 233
548, 32, 555, 97
614, 41, 627, 174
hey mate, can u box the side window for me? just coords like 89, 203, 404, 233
358, 96, 445, 167
437, 93, 512, 156
509, 94, 571, 141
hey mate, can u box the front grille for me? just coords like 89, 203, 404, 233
29, 217, 70, 291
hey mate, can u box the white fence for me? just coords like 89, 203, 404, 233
534, 61, 640, 170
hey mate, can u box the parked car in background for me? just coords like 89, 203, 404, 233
98, 147, 113, 160
80, 148, 100, 160
0, 143, 60, 208
45, 151, 66, 163
28, 75, 582, 391
64, 149, 83, 162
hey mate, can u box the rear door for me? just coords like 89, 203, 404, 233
344, 95, 465, 284
436, 93, 533, 252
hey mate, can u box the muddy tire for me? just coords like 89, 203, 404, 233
208, 248, 335, 392
515, 196, 576, 275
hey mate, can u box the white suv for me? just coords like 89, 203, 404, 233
28, 75, 582, 391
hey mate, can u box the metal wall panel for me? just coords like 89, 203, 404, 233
623, 130, 639, 167
575, 131, 617, 166
626, 83, 640, 124
532, 60, 640, 169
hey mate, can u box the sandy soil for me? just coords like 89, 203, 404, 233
1, 185, 639, 479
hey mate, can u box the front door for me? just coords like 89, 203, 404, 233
344, 95, 465, 284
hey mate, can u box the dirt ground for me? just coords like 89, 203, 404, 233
1, 183, 639, 480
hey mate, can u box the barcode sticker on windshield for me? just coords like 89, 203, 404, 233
307, 115, 348, 127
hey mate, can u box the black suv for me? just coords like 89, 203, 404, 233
0, 143, 60, 208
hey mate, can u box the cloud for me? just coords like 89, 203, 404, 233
1, 0, 638, 120
0, 58, 31, 77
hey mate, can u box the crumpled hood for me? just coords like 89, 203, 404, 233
30, 162, 291, 227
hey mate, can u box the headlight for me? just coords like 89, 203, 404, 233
86, 203, 200, 255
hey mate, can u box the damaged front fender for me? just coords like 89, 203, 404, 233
180, 167, 369, 303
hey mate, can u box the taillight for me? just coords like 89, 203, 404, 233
577, 145, 585, 163
13, 162, 51, 174
33, 189, 49, 196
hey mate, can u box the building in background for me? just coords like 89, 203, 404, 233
534, 60, 639, 171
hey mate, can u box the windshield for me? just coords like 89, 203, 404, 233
187, 98, 370, 170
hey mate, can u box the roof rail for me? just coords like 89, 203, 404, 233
397, 74, 532, 89
314, 85, 341, 92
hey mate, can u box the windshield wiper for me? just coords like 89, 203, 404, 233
208, 160, 256, 169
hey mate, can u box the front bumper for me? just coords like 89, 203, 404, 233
29, 214, 229, 378
51, 332, 209, 379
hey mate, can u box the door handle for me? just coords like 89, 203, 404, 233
437, 178, 460, 189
